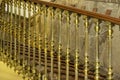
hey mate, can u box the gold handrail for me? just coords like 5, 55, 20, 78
31, 0, 120, 25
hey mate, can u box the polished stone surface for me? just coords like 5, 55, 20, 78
0, 61, 25, 80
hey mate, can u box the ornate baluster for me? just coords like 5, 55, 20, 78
65, 11, 70, 80
32, 2, 37, 79
95, 19, 100, 80
5, 0, 10, 66
9, 0, 13, 68
16, 0, 22, 75
3, 0, 7, 63
0, 1, 4, 60
13, 0, 17, 71
22, 1, 26, 79
1, 1, 5, 21
0, 1, 3, 61
74, 13, 79, 80
58, 9, 62, 80
7, 0, 9, 22
43, 5, 48, 80
37, 4, 42, 80
49, 7, 54, 80
107, 22, 113, 80
84, 16, 89, 80
0, 1, 2, 60
27, 1, 31, 78
1, 0, 6, 63
4, 0, 7, 21
2, 21, 6, 63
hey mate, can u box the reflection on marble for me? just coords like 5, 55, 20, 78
0, 61, 28, 80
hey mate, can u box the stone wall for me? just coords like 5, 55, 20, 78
0, 0, 3, 5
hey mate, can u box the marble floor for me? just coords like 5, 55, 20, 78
0, 61, 26, 80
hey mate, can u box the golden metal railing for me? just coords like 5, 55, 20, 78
0, 0, 120, 80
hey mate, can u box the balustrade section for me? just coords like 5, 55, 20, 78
0, 0, 120, 80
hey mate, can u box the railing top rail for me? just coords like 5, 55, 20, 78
31, 0, 120, 25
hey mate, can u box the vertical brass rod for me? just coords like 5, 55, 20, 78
2, 0, 5, 63
7, 0, 9, 21
0, 2, 1, 60
22, 1, 26, 78
3, 0, 7, 63
17, 0, 21, 74
27, 1, 31, 78
107, 22, 113, 80
50, 7, 54, 80
1, 1, 5, 20
95, 19, 99, 80
0, 1, 2, 60
6, 0, 9, 64
84, 16, 89, 80
31, 3, 36, 78
58, 9, 62, 80
3, 1, 7, 63
44, 5, 48, 80
4, 0, 7, 21
17, 0, 21, 65
7, 0, 11, 66
75, 14, 79, 80
66, 11, 70, 80
9, 0, 13, 68
4, 0, 8, 63
2, 20, 5, 63
38, 4, 42, 80
13, 0, 17, 71
0, 1, 5, 61
36, 4, 42, 80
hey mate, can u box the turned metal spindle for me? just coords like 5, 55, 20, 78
22, 1, 26, 78
84, 16, 89, 80
17, 0, 21, 68
6, 1, 9, 29
75, 13, 79, 80
15, 0, 22, 75
107, 22, 113, 80
3, 0, 8, 63
3, 1, 8, 63
7, 0, 11, 62
49, 7, 54, 80
0, 3, 2, 58
66, 11, 70, 80
31, 2, 36, 78
58, 9, 62, 80
37, 4, 42, 80
1, 1, 5, 21
0, 1, 5, 61
0, 6, 2, 60
1, 1, 5, 62
13, 0, 17, 70
9, 0, 13, 68
95, 19, 100, 80
43, 5, 48, 80
2, 21, 6, 63
4, 0, 7, 21
27, 1, 31, 78
8, 0, 11, 63
7, 0, 10, 22
5, 0, 10, 63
